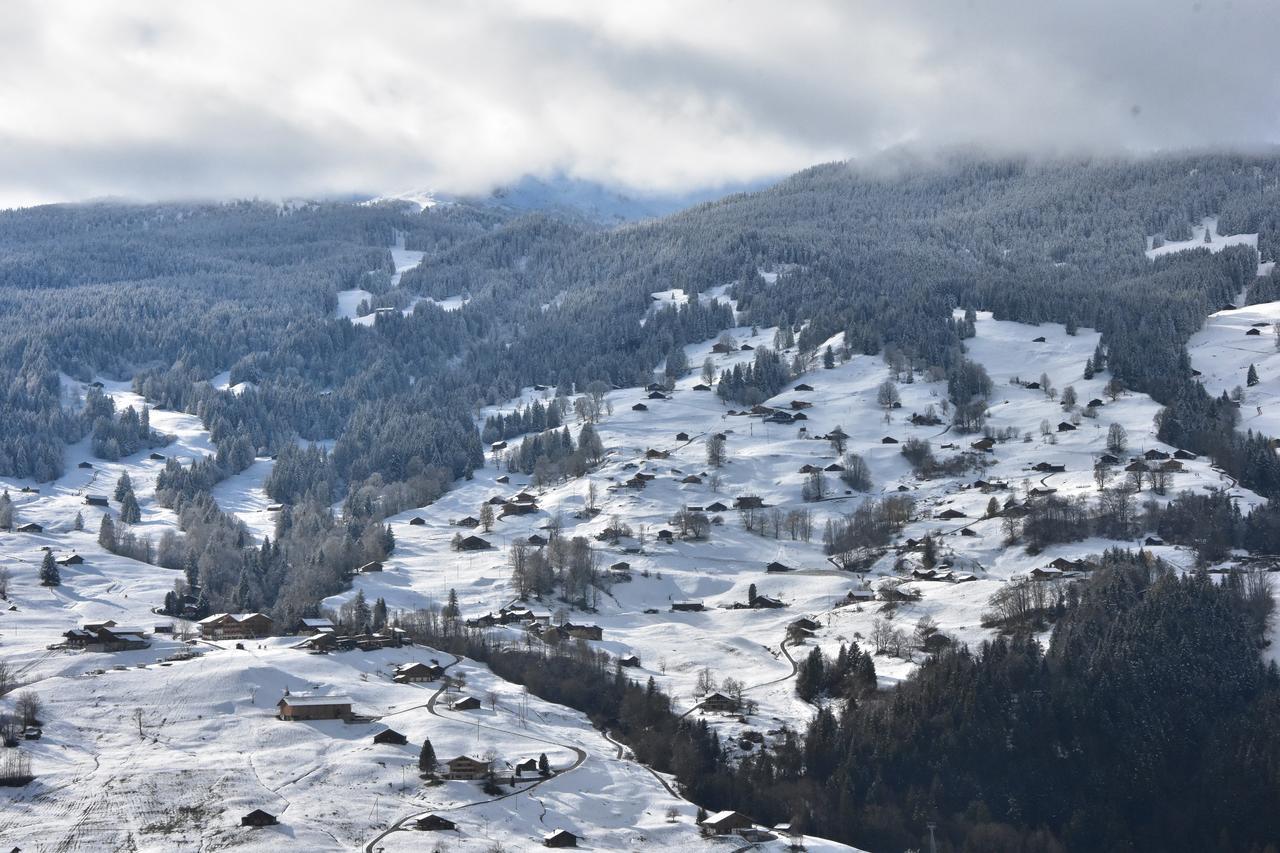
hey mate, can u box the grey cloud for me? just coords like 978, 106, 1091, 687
0, 0, 1276, 207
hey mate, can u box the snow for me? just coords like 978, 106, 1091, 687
1145, 215, 1259, 262
5, 307, 1258, 850
1189, 300, 1280, 438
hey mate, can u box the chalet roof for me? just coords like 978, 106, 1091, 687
279, 693, 352, 707
301, 618, 334, 628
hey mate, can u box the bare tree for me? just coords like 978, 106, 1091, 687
15, 691, 41, 727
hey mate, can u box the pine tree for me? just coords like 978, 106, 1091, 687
538, 752, 550, 776
1248, 363, 1260, 387
113, 471, 133, 501
119, 490, 141, 524
39, 551, 61, 587
73, 511, 83, 531
418, 737, 437, 774
443, 588, 460, 619
823, 346, 835, 369
98, 515, 117, 551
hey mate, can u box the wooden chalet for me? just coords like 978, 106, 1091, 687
1098, 453, 1120, 465
692, 383, 711, 391
373, 728, 408, 745
766, 561, 793, 573
794, 383, 814, 392
527, 534, 548, 547
675, 431, 690, 441
297, 617, 335, 635
647, 390, 668, 400
449, 695, 481, 711
198, 612, 274, 640
936, 508, 967, 520
680, 474, 702, 484
1145, 536, 1165, 546
241, 809, 278, 827
149, 452, 166, 461
631, 402, 648, 412
1174, 449, 1198, 460
544, 829, 582, 848
77, 461, 94, 469
706, 501, 728, 513
1057, 421, 1077, 432
881, 436, 898, 444
277, 693, 353, 721
84, 496, 108, 506
358, 561, 383, 573
752, 595, 785, 609
456, 516, 480, 528
1144, 449, 1171, 461
1087, 399, 1105, 408
457, 535, 492, 551
971, 437, 996, 452
734, 495, 766, 510
1247, 327, 1262, 336
416, 814, 457, 831
1032, 336, 1047, 343
671, 600, 705, 612
16, 523, 43, 533
700, 692, 739, 713
443, 754, 490, 780
563, 623, 602, 640
56, 553, 84, 566
619, 654, 641, 668
1032, 462, 1066, 473
395, 662, 444, 683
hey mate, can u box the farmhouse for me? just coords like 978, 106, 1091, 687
1098, 453, 1120, 465
15, 523, 42, 533
706, 501, 729, 513
297, 617, 335, 635
149, 452, 166, 461
443, 755, 491, 780
1057, 421, 1076, 432
1032, 462, 1066, 473
766, 561, 793, 573
84, 496, 108, 507
1144, 449, 1171, 461
701, 810, 754, 835
631, 403, 648, 412
416, 814, 458, 831
795, 383, 814, 391
692, 383, 711, 391
78, 461, 94, 469
675, 431, 690, 441
734, 495, 766, 509
544, 829, 582, 848
1174, 449, 1198, 460
671, 600, 705, 612
276, 693, 353, 721
971, 437, 996, 452
198, 612, 274, 640
936, 508, 967, 520
241, 809, 279, 827
564, 623, 603, 641
619, 655, 641, 668
407, 516, 426, 526
56, 553, 84, 566
881, 436, 898, 444
700, 692, 739, 713
395, 662, 444, 683
457, 516, 480, 528
373, 728, 408, 745
457, 535, 492, 551
450, 696, 482, 711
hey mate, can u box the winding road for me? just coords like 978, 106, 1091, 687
363, 652, 587, 853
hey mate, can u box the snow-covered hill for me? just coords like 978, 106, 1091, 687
2, 293, 1271, 850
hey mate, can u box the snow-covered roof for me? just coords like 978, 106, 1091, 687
279, 693, 352, 707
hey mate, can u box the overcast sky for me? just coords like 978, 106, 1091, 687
1, 0, 1277, 207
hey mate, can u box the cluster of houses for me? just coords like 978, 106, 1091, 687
301, 626, 408, 653
62, 621, 150, 652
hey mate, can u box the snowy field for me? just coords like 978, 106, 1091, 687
1145, 215, 1259, 261
3, 287, 1274, 848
